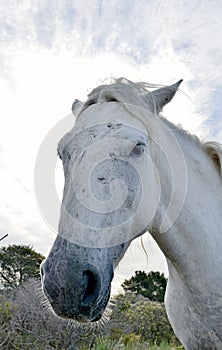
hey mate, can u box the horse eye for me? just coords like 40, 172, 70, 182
57, 148, 71, 160
64, 151, 71, 160
131, 143, 146, 156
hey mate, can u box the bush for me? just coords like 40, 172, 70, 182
122, 332, 142, 345
104, 293, 180, 347
0, 295, 14, 349
0, 295, 13, 324
91, 335, 117, 350
0, 280, 91, 350
126, 301, 178, 345
0, 282, 183, 349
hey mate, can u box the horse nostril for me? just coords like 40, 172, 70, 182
81, 270, 101, 307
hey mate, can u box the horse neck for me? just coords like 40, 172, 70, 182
152, 132, 222, 294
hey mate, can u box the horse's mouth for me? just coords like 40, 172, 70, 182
47, 298, 105, 322
71, 308, 105, 323
44, 289, 108, 324
91, 309, 105, 322
49, 304, 104, 323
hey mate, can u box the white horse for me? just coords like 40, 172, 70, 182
41, 78, 222, 349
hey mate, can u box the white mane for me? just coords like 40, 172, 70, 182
204, 141, 222, 176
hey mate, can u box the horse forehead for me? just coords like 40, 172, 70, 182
76, 102, 148, 133
59, 102, 148, 151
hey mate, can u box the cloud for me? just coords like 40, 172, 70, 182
1, 0, 221, 127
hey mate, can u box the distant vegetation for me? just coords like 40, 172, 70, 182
122, 270, 167, 302
0, 245, 44, 289
0, 245, 183, 349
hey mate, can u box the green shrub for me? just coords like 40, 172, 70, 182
106, 293, 180, 346
0, 295, 13, 324
125, 301, 178, 345
91, 335, 117, 350
0, 283, 183, 349
110, 326, 124, 341
122, 332, 142, 345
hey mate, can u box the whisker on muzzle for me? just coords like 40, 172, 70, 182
67, 301, 113, 332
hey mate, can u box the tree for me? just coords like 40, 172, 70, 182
122, 270, 167, 302
0, 245, 45, 289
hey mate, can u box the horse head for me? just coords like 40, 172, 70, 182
41, 79, 182, 324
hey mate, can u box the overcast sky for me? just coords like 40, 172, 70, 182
1, 0, 222, 285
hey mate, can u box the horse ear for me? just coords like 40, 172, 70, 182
71, 99, 84, 117
143, 79, 183, 114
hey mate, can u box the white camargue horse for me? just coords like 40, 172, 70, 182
41, 78, 222, 349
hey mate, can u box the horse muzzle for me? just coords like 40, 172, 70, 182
40, 258, 112, 322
